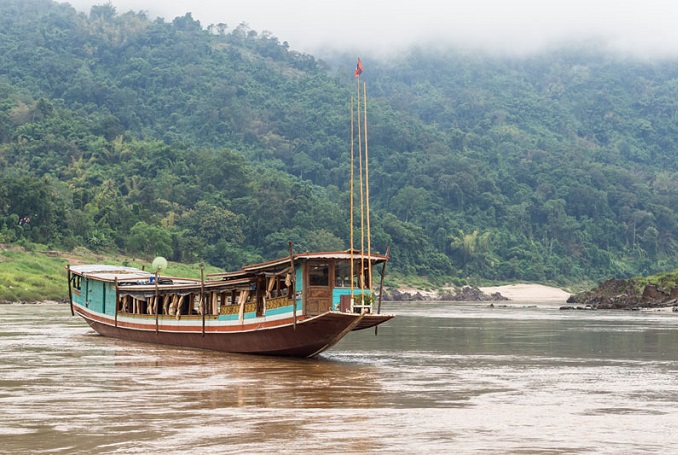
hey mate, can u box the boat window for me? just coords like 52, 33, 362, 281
334, 262, 354, 288
266, 275, 290, 298
309, 263, 329, 286
71, 274, 82, 291
334, 261, 371, 288
238, 290, 251, 304
361, 263, 371, 288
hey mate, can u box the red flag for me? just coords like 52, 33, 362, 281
354, 58, 363, 78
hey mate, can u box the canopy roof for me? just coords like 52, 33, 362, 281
69, 265, 153, 282
208, 249, 389, 280
70, 249, 389, 284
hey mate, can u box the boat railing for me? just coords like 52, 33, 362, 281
220, 302, 256, 315
265, 295, 294, 311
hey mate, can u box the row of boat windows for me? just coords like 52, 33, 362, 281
118, 290, 259, 316
117, 273, 294, 316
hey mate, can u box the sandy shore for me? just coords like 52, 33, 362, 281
480, 284, 571, 302
395, 283, 572, 302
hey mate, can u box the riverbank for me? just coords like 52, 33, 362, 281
480, 284, 571, 303
568, 277, 678, 309
0, 244, 222, 303
384, 283, 571, 303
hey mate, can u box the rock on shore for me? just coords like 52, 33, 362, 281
567, 278, 678, 309
382, 286, 508, 302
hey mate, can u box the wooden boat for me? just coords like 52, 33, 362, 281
69, 62, 392, 357
67, 249, 393, 357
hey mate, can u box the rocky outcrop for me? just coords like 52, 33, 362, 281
452, 286, 509, 301
380, 289, 429, 301
382, 286, 508, 302
568, 278, 678, 309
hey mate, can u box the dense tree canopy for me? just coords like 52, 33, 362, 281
1, 0, 678, 284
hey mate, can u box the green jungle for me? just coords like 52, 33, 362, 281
1, 0, 678, 298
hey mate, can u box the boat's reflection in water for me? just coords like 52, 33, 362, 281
107, 337, 386, 410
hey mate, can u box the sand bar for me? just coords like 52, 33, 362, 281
480, 284, 571, 302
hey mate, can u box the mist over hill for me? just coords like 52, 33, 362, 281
1, 0, 677, 284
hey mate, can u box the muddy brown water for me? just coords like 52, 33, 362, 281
2, 301, 678, 453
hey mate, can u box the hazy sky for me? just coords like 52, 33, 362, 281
66, 0, 678, 57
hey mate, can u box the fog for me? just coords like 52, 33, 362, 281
66, 0, 678, 58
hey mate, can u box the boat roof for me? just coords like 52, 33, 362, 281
71, 249, 389, 283
248, 249, 388, 270
207, 249, 389, 279
69, 264, 192, 284
69, 265, 152, 281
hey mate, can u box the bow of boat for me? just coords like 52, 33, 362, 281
351, 313, 395, 331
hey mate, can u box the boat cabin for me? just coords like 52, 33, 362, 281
68, 250, 388, 323
210, 249, 388, 318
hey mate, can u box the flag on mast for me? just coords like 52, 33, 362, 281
354, 58, 363, 77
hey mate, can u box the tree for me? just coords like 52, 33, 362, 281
390, 186, 431, 223
177, 200, 245, 246
127, 222, 173, 258
450, 230, 492, 269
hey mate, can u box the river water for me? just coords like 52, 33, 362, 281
2, 301, 678, 454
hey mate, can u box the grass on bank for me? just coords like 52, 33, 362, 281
637, 269, 678, 293
0, 243, 222, 303
0, 248, 68, 302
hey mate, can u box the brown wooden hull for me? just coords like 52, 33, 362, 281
75, 306, 368, 357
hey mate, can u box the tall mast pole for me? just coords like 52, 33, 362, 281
357, 75, 365, 294
363, 81, 373, 294
350, 97, 355, 302
353, 58, 366, 302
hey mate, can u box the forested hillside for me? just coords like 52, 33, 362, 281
1, 0, 677, 284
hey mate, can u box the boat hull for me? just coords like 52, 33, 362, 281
75, 305, 369, 357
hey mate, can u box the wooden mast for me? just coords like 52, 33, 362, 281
350, 97, 355, 304
375, 244, 390, 335
356, 67, 366, 299
363, 81, 373, 299
67, 265, 74, 316
114, 277, 119, 327
154, 271, 159, 334
200, 265, 206, 337
288, 241, 297, 329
